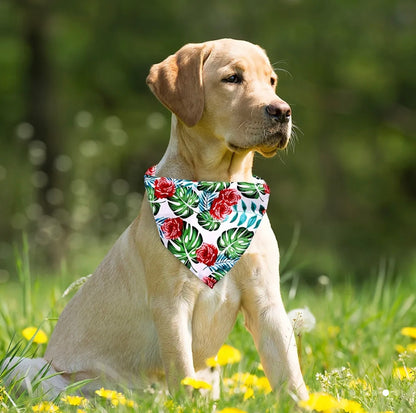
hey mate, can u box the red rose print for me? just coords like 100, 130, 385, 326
209, 198, 233, 220
263, 183, 270, 194
154, 177, 176, 198
161, 217, 183, 239
145, 165, 156, 176
218, 188, 241, 206
196, 243, 218, 267
202, 276, 217, 289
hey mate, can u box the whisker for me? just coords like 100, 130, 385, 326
271, 61, 293, 79
271, 59, 288, 68
275, 67, 293, 79
277, 150, 286, 165
288, 125, 300, 154
292, 123, 304, 137
237, 120, 248, 131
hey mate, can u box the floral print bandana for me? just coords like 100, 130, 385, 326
144, 166, 270, 288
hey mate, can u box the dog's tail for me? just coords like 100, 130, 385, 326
1, 357, 68, 399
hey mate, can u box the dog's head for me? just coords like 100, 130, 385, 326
147, 38, 291, 157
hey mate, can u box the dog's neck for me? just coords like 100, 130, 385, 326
157, 115, 255, 182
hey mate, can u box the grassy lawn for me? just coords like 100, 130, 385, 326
1, 250, 415, 412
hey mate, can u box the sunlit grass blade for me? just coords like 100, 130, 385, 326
280, 222, 301, 275
14, 234, 32, 321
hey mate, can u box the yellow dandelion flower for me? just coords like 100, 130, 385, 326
206, 344, 242, 367
348, 378, 372, 392
95, 388, 137, 407
124, 398, 137, 408
218, 409, 247, 413
164, 400, 175, 409
256, 376, 272, 394
181, 377, 212, 390
32, 401, 60, 412
395, 344, 406, 353
22, 327, 48, 344
111, 398, 120, 406
339, 398, 366, 413
231, 372, 258, 387
76, 410, 87, 413
164, 399, 183, 412
96, 387, 119, 399
223, 372, 272, 399
61, 395, 88, 407
397, 343, 416, 354
243, 387, 254, 400
393, 366, 415, 380
298, 392, 339, 411
401, 327, 416, 339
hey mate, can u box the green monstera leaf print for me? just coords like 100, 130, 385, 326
197, 181, 230, 193
217, 227, 254, 259
146, 186, 161, 215
209, 255, 235, 280
197, 211, 221, 231
168, 186, 199, 218
237, 182, 266, 199
167, 222, 202, 268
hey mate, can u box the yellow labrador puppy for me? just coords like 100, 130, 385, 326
3, 38, 308, 400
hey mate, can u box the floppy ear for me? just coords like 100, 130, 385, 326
146, 43, 212, 127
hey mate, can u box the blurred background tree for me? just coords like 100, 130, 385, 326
0, 0, 415, 284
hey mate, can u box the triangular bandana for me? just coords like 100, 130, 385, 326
144, 166, 270, 288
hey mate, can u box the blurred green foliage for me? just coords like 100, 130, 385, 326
0, 0, 415, 283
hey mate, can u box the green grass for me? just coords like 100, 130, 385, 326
1, 247, 416, 412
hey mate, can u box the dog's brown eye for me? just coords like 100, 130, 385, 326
223, 74, 242, 84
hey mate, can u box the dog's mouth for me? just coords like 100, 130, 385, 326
265, 129, 290, 148
228, 129, 290, 157
257, 135, 289, 157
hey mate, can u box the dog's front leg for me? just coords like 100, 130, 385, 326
150, 294, 195, 393
240, 263, 308, 400
137, 206, 197, 393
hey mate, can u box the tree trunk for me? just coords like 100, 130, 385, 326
23, 0, 64, 266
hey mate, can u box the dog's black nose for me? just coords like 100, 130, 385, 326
266, 101, 291, 123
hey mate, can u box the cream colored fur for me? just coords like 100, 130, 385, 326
3, 39, 308, 400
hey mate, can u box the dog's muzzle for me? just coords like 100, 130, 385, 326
262, 100, 292, 150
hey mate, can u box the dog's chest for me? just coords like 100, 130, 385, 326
190, 278, 241, 367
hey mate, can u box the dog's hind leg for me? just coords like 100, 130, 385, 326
1, 357, 68, 399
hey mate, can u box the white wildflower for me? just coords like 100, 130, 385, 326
288, 307, 316, 335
